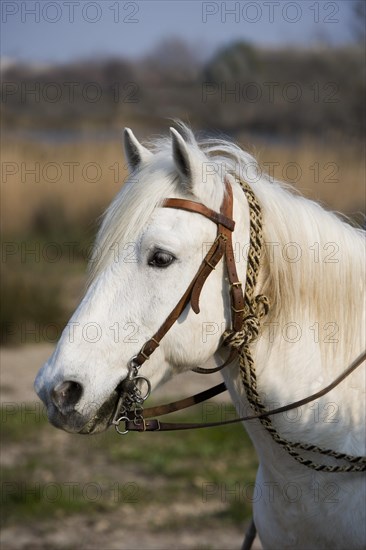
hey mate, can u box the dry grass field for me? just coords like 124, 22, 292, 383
2, 138, 124, 235
2, 134, 364, 345
2, 135, 364, 236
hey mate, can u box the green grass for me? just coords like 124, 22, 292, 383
106, 420, 256, 481
1, 463, 113, 525
1, 403, 258, 528
1, 402, 49, 442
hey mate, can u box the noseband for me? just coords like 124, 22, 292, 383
111, 176, 366, 473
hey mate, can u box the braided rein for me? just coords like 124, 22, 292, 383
224, 178, 366, 473
112, 177, 366, 473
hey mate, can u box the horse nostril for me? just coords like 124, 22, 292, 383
51, 381, 83, 414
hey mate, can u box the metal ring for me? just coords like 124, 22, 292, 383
114, 416, 129, 435
128, 356, 141, 370
134, 376, 151, 401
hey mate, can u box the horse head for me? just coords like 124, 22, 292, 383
34, 125, 247, 434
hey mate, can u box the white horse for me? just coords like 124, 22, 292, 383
35, 124, 365, 549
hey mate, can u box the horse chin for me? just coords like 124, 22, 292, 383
47, 391, 119, 435
78, 390, 120, 434
78, 416, 111, 435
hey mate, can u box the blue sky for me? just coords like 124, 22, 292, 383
1, 1, 358, 64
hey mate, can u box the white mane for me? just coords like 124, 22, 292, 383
90, 125, 365, 364
199, 137, 365, 365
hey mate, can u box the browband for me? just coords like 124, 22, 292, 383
162, 198, 235, 231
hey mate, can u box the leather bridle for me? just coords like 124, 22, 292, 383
111, 176, 366, 464
111, 176, 242, 432
128, 177, 244, 368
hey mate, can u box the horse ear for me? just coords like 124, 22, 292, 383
170, 126, 223, 210
170, 127, 196, 190
123, 128, 152, 172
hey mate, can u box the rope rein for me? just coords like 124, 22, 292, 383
114, 177, 365, 472
223, 178, 366, 473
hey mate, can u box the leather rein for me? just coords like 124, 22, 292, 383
111, 177, 366, 465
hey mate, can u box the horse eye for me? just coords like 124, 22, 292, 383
148, 250, 176, 268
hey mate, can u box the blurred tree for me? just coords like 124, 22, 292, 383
1, 39, 364, 138
203, 42, 260, 82
351, 0, 366, 44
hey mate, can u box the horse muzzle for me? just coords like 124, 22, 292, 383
35, 373, 119, 434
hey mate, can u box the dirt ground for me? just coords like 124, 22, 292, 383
0, 344, 262, 550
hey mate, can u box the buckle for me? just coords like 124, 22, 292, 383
230, 281, 242, 288
139, 338, 160, 361
204, 258, 217, 270
139, 349, 150, 361
134, 418, 147, 431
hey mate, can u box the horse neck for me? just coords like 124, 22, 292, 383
224, 176, 365, 461
239, 175, 365, 369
